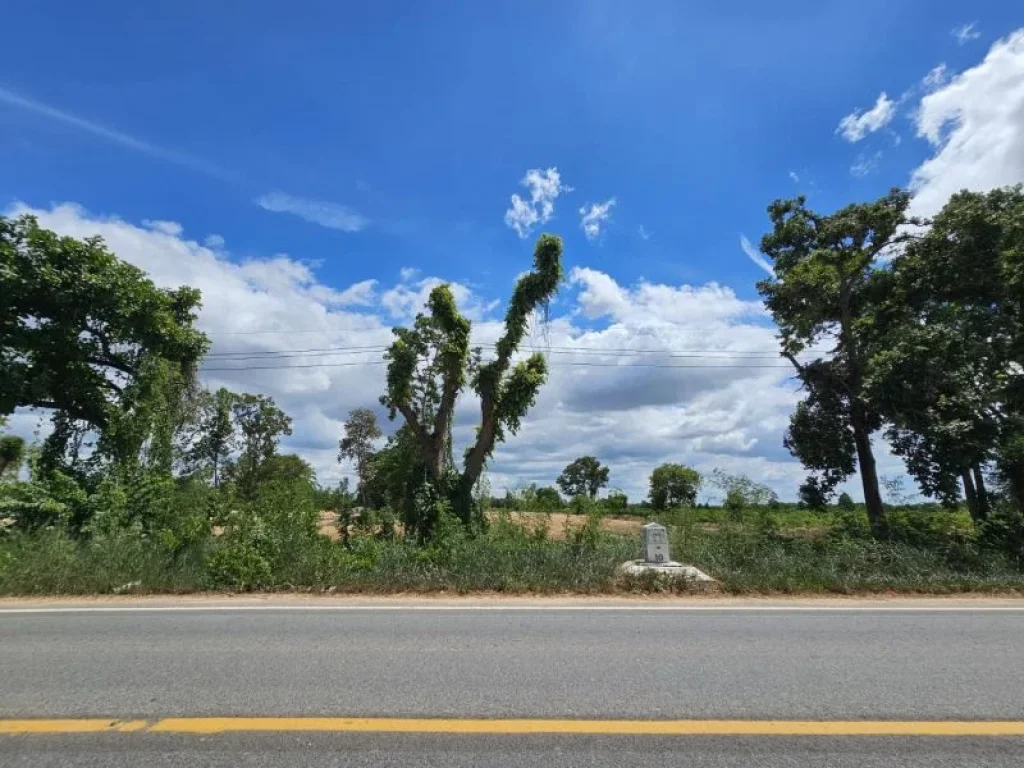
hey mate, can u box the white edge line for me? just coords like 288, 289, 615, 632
1, 605, 1023, 614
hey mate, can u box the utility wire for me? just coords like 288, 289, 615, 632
206, 342, 825, 360
201, 359, 798, 372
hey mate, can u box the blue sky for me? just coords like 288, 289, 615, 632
3, 3, 1024, 499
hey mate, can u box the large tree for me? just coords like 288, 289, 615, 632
381, 234, 563, 529
648, 463, 701, 510
557, 456, 610, 499
870, 186, 1024, 518
758, 190, 912, 538
0, 214, 208, 467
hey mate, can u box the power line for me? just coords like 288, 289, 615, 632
201, 358, 797, 373
206, 342, 823, 360
207, 326, 765, 336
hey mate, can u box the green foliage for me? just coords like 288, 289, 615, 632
0, 214, 208, 444
557, 456, 610, 499
381, 234, 563, 529
0, 434, 25, 478
649, 463, 701, 510
533, 486, 562, 511
758, 191, 913, 538
836, 492, 856, 511
604, 490, 629, 513
227, 393, 293, 502
710, 469, 778, 510
183, 387, 238, 487
338, 408, 382, 504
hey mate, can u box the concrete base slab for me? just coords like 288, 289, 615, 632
618, 561, 718, 589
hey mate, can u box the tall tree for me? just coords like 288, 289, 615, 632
229, 394, 293, 501
381, 234, 563, 528
871, 186, 1024, 518
338, 408, 383, 504
758, 190, 912, 538
648, 463, 701, 510
184, 387, 239, 488
556, 456, 610, 499
0, 215, 208, 460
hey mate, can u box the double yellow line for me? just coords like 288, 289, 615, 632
2, 718, 1024, 736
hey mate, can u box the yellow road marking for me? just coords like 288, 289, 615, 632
1, 718, 1024, 736
0, 720, 146, 734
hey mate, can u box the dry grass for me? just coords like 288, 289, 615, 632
314, 509, 644, 542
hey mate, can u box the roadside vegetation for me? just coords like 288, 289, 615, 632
2, 187, 1024, 595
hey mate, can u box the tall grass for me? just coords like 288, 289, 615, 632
1, 508, 1022, 596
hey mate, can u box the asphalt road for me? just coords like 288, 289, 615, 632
2, 600, 1023, 766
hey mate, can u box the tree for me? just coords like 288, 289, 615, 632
649, 463, 701, 510
556, 456, 610, 499
0, 435, 24, 479
381, 234, 563, 529
184, 388, 238, 488
868, 187, 1024, 520
836, 492, 856, 511
708, 469, 778, 509
228, 394, 292, 501
338, 408, 382, 505
533, 485, 562, 510
758, 190, 912, 539
0, 215, 208, 463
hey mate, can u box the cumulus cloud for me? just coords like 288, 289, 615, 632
836, 92, 896, 142
6, 202, 834, 501
739, 235, 773, 275
952, 22, 980, 46
579, 198, 616, 241
503, 168, 571, 238
908, 30, 1024, 216
256, 191, 368, 232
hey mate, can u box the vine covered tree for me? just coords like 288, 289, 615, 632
557, 456, 610, 499
381, 234, 563, 532
758, 190, 913, 539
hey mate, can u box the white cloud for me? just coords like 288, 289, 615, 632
922, 63, 949, 91
204, 234, 226, 248
5, 201, 833, 501
952, 22, 980, 46
836, 92, 896, 142
579, 198, 616, 241
0, 86, 236, 182
788, 171, 800, 183
256, 191, 368, 232
143, 219, 184, 236
638, 225, 651, 240
739, 235, 773, 275
850, 150, 883, 178
503, 167, 571, 238
908, 30, 1024, 217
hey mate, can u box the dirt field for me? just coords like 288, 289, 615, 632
316, 510, 644, 541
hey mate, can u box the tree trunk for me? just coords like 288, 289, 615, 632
851, 411, 887, 539
962, 469, 982, 523
972, 465, 989, 521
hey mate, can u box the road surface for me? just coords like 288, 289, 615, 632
1, 598, 1023, 766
